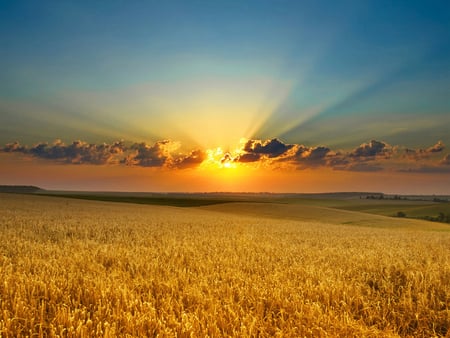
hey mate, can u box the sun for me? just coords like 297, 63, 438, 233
196, 138, 253, 173
200, 145, 242, 170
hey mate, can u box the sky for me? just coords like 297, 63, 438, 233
1, 0, 450, 193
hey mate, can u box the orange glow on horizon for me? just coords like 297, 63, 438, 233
2, 150, 450, 195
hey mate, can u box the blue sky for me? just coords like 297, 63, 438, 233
1, 1, 449, 141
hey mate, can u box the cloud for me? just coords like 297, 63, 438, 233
292, 141, 389, 171
2, 138, 449, 173
326, 154, 350, 169
302, 146, 331, 161
235, 138, 394, 172
172, 149, 206, 169
395, 144, 450, 173
122, 140, 206, 169
2, 141, 27, 153
405, 141, 445, 159
440, 154, 450, 166
232, 138, 294, 164
1, 140, 126, 164
243, 138, 294, 158
428, 141, 445, 153
291, 145, 332, 168
350, 140, 393, 159
323, 140, 395, 172
125, 140, 179, 167
236, 152, 261, 163
1, 139, 208, 169
220, 153, 234, 164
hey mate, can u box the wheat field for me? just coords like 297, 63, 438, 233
1, 193, 450, 337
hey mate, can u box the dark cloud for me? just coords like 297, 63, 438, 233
2, 139, 126, 164
350, 140, 392, 159
237, 138, 295, 164
326, 154, 351, 170
172, 149, 206, 169
395, 150, 450, 173
126, 140, 173, 167
330, 140, 404, 171
220, 153, 235, 164
293, 145, 331, 168
125, 141, 206, 169
405, 141, 445, 159
2, 138, 448, 173
428, 141, 445, 153
2, 141, 27, 153
294, 145, 308, 157
1, 139, 206, 169
404, 148, 419, 158
238, 139, 393, 172
307, 146, 331, 161
244, 138, 293, 158
316, 140, 395, 171
221, 153, 233, 164
236, 152, 261, 163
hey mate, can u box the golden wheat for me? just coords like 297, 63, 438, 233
0, 193, 449, 337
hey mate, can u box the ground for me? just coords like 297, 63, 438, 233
1, 193, 449, 337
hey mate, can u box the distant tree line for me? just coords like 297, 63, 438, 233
0, 185, 43, 193
365, 194, 449, 202
420, 213, 450, 223
365, 194, 386, 200
432, 197, 449, 203
395, 211, 450, 224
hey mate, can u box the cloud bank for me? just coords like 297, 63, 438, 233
2, 138, 449, 173
3, 140, 125, 164
231, 138, 448, 173
2, 139, 204, 169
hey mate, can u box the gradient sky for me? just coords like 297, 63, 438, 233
1, 0, 450, 193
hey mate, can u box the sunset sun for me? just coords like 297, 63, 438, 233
222, 161, 232, 169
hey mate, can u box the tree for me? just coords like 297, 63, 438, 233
396, 211, 406, 218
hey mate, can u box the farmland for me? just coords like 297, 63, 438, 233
1, 192, 450, 337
